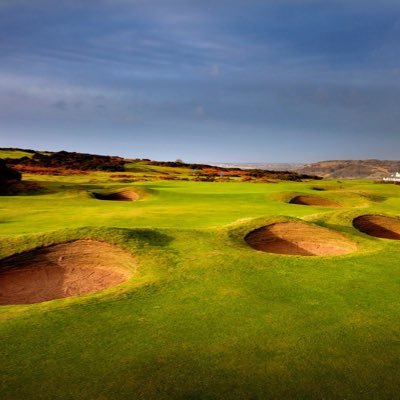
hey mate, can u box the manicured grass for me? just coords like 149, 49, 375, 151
1, 172, 400, 399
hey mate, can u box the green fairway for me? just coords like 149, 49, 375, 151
1, 173, 400, 399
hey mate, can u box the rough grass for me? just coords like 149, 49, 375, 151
0, 149, 35, 159
1, 172, 400, 399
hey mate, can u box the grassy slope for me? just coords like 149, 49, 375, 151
125, 161, 194, 177
0, 149, 35, 159
0, 149, 52, 159
1, 169, 400, 399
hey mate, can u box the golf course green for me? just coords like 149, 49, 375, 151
1, 170, 400, 399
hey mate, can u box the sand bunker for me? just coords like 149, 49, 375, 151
93, 190, 139, 201
0, 240, 135, 305
245, 222, 357, 256
289, 195, 340, 207
353, 215, 400, 240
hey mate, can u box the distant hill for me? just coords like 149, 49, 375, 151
0, 148, 319, 182
294, 160, 400, 179
2, 148, 125, 172
211, 162, 304, 171
3, 149, 398, 180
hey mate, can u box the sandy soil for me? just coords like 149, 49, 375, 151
92, 190, 139, 201
0, 240, 135, 305
289, 195, 340, 207
245, 222, 357, 256
353, 215, 400, 240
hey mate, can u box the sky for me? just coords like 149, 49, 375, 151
0, 0, 399, 163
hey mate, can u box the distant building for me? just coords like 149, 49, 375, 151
383, 172, 400, 183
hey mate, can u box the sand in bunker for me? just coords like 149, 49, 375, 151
0, 240, 135, 305
93, 190, 139, 201
353, 215, 400, 240
289, 195, 340, 207
245, 222, 357, 256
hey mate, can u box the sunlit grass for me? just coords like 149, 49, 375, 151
1, 172, 400, 399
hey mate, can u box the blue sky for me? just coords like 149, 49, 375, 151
0, 0, 399, 162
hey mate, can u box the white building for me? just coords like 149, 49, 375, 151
383, 172, 400, 182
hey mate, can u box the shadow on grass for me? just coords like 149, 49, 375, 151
353, 216, 400, 240
117, 228, 175, 248
245, 227, 314, 256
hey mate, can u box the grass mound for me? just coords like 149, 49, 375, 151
353, 215, 400, 240
289, 195, 340, 207
245, 222, 357, 256
0, 240, 135, 305
92, 189, 139, 201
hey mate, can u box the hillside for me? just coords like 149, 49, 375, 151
3, 149, 400, 180
2, 149, 125, 172
295, 159, 400, 179
0, 148, 319, 182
